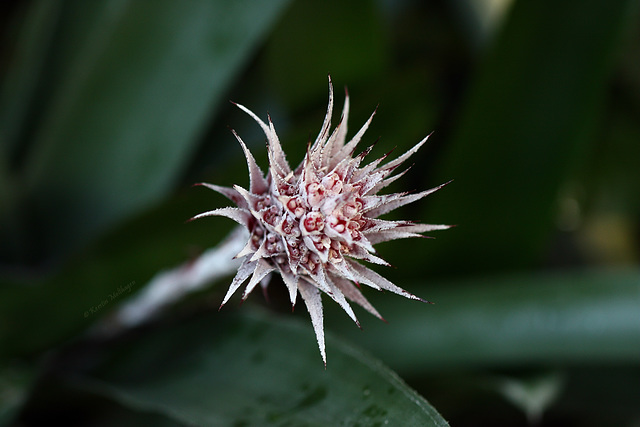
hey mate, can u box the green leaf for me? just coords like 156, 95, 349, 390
325, 269, 640, 373
418, 0, 639, 274
75, 311, 449, 427
490, 371, 565, 424
0, 0, 61, 162
0, 188, 230, 359
264, 0, 388, 109
0, 1, 62, 263
15, 0, 289, 258
0, 363, 35, 427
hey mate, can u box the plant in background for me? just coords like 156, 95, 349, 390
3, 1, 637, 424
192, 77, 450, 363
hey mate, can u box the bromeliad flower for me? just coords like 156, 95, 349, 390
192, 77, 450, 364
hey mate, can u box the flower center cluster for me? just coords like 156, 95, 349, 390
247, 169, 367, 277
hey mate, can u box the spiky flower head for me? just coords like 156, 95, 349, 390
193, 77, 450, 364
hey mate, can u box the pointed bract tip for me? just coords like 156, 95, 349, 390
409, 295, 430, 304
383, 146, 398, 160
416, 235, 435, 240
405, 292, 431, 304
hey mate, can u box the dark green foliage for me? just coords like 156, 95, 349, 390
1, 0, 639, 425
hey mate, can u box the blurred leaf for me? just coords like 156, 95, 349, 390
11, 0, 288, 259
265, 0, 387, 108
448, 0, 514, 50
0, 363, 35, 426
555, 365, 640, 426
74, 311, 449, 427
0, 1, 61, 263
0, 0, 60, 162
411, 366, 640, 427
588, 101, 640, 216
326, 269, 640, 373
10, 376, 190, 427
0, 188, 231, 359
491, 371, 565, 424
420, 0, 639, 274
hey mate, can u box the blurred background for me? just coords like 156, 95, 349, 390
1, 0, 639, 426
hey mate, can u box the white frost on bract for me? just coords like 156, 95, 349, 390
194, 77, 451, 365
115, 227, 247, 328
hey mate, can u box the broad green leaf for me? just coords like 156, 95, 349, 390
325, 269, 640, 373
0, 187, 231, 360
0, 1, 62, 263
417, 0, 639, 274
75, 311, 450, 427
17, 0, 289, 259
0, 1, 61, 162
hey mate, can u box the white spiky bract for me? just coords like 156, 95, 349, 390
193, 77, 450, 364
